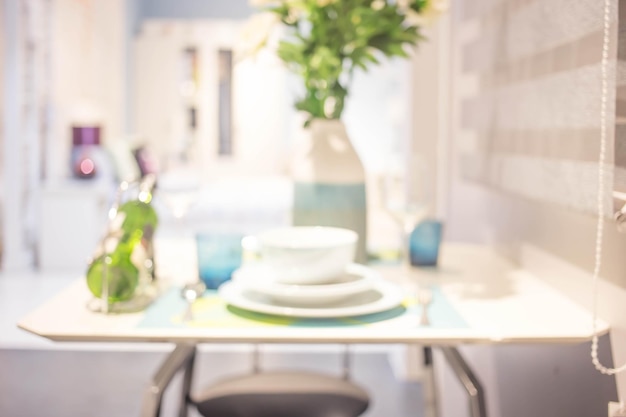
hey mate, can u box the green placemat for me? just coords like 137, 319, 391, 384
138, 285, 468, 330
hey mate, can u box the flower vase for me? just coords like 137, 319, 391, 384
291, 119, 367, 263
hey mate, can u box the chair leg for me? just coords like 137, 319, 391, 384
439, 347, 487, 417
179, 345, 197, 417
140, 343, 197, 417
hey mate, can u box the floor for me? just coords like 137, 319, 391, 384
0, 348, 423, 417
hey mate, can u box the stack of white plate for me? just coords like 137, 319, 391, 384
219, 263, 404, 318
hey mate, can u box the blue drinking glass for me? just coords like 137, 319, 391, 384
409, 220, 443, 267
195, 233, 243, 289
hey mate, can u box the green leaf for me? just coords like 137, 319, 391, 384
411, 0, 429, 13
365, 52, 381, 65
255, 0, 429, 120
387, 43, 410, 58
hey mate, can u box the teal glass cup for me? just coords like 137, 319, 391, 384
195, 232, 243, 289
409, 220, 443, 267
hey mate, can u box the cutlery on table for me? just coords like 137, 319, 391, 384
181, 281, 207, 322
418, 286, 433, 326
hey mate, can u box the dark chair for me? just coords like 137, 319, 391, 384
141, 344, 370, 417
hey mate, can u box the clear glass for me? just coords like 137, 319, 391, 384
157, 158, 201, 223
379, 157, 431, 267
378, 156, 436, 325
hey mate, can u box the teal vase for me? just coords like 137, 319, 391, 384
291, 119, 367, 263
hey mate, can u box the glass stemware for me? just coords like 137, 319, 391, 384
379, 158, 431, 268
155, 158, 209, 294
156, 155, 201, 226
379, 156, 435, 328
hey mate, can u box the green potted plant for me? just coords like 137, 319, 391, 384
243, 0, 446, 262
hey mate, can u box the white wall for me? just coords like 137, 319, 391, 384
0, 0, 5, 261
133, 20, 291, 179
48, 0, 127, 181
1, 0, 128, 271
407, 22, 446, 219
2, 0, 31, 271
0, 0, 4, 169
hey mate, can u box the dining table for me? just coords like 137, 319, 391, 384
17, 240, 608, 417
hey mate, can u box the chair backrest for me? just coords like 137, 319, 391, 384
250, 344, 354, 379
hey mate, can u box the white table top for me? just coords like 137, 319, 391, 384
17, 243, 608, 346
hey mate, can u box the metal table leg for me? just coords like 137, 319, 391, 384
439, 346, 487, 417
140, 343, 197, 417
421, 346, 440, 417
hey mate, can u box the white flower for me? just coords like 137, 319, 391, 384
284, 5, 305, 24
371, 0, 385, 11
424, 0, 449, 16
397, 0, 411, 10
406, 0, 449, 26
235, 12, 280, 61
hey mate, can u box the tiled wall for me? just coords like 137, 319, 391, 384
450, 4, 626, 414
458, 0, 618, 216
448, 0, 626, 292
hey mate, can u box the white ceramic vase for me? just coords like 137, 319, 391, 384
290, 119, 367, 263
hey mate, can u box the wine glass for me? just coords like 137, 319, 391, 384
157, 155, 201, 224
154, 159, 203, 288
379, 157, 431, 267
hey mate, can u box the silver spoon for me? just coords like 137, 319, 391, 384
418, 286, 433, 326
181, 281, 206, 322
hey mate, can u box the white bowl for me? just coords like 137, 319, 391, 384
256, 226, 358, 285
232, 263, 377, 306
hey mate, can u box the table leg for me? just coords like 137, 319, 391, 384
439, 347, 487, 417
422, 346, 440, 417
140, 343, 197, 417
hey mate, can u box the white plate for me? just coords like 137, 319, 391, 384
231, 263, 378, 306
218, 279, 404, 318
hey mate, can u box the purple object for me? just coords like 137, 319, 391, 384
72, 126, 101, 146
71, 125, 102, 179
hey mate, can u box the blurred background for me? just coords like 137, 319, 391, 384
0, 0, 444, 272
2, 1, 626, 416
